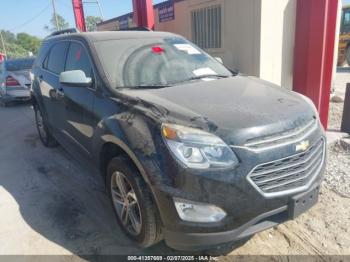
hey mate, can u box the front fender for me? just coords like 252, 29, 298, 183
92, 111, 162, 187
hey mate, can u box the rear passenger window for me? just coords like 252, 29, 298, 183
65, 42, 93, 78
46, 42, 68, 74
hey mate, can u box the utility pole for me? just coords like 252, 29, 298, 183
0, 31, 7, 56
51, 0, 60, 31
96, 0, 104, 21
83, 0, 104, 20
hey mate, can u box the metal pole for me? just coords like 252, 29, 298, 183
83, 0, 104, 20
293, 0, 339, 129
96, 0, 104, 20
51, 0, 60, 30
0, 31, 7, 56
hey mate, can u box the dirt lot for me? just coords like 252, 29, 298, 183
0, 79, 349, 260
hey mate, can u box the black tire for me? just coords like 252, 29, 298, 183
107, 156, 163, 248
34, 106, 59, 148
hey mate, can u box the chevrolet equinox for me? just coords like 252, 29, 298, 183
31, 30, 326, 251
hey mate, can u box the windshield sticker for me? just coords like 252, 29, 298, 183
193, 67, 217, 76
201, 78, 216, 81
174, 44, 201, 55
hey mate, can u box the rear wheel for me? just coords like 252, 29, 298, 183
34, 106, 58, 147
107, 157, 162, 248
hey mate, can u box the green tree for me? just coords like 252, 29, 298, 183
0, 29, 42, 59
85, 16, 102, 32
16, 33, 41, 55
44, 13, 69, 32
6, 42, 28, 59
0, 30, 16, 43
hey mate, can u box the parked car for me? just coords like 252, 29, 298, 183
31, 30, 326, 252
0, 57, 35, 106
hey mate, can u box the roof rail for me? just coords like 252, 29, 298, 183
47, 28, 80, 38
119, 27, 152, 31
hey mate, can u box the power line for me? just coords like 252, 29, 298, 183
84, 0, 105, 20
9, 3, 51, 32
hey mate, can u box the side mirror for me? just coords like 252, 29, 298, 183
215, 57, 223, 64
59, 70, 92, 87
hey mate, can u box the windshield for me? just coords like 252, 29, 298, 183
5, 58, 35, 71
94, 37, 232, 88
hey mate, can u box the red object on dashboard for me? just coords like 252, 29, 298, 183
152, 46, 165, 54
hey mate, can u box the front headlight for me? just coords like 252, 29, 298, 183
161, 123, 239, 169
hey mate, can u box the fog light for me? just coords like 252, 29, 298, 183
173, 198, 226, 223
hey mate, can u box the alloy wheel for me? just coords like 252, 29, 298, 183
110, 171, 142, 236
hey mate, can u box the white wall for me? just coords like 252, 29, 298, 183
221, 0, 261, 76
259, 0, 296, 90
155, 0, 191, 39
332, 0, 343, 90
155, 0, 263, 77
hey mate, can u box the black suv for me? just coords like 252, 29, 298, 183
31, 30, 326, 251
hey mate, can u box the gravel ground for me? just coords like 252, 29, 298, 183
325, 141, 350, 198
325, 100, 350, 198
328, 102, 344, 131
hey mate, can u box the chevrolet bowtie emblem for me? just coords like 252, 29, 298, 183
296, 140, 310, 152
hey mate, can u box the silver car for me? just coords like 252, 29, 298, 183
0, 58, 35, 106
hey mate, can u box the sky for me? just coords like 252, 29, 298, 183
0, 0, 164, 38
0, 0, 350, 38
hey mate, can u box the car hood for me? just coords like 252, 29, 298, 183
118, 75, 316, 145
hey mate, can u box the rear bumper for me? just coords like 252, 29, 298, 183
163, 183, 321, 251
1, 91, 31, 102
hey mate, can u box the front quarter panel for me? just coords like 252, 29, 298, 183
91, 96, 164, 187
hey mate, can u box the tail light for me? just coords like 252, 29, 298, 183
5, 76, 20, 87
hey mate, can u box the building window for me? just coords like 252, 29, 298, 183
191, 5, 222, 49
344, 10, 350, 26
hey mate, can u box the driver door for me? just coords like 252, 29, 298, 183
58, 41, 97, 156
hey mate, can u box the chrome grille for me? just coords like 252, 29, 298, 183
244, 119, 317, 150
247, 139, 324, 197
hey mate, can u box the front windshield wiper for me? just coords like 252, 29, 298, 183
186, 74, 231, 81
124, 85, 171, 90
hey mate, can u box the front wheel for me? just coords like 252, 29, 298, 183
107, 157, 162, 248
34, 106, 58, 147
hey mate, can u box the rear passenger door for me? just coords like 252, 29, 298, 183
59, 41, 96, 156
40, 41, 69, 131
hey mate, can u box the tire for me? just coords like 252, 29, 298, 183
34, 106, 59, 148
107, 156, 162, 248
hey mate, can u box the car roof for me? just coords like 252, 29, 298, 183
44, 31, 181, 43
